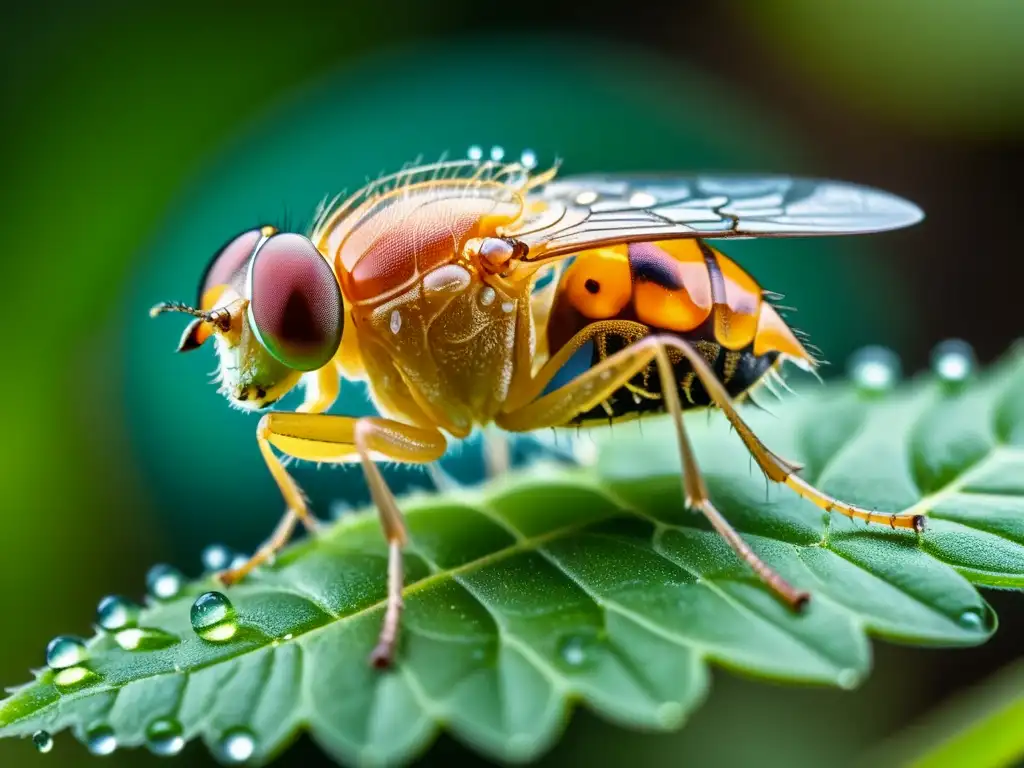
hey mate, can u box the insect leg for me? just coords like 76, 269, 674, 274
352, 418, 447, 667
657, 337, 925, 533
225, 412, 447, 667
497, 333, 809, 610
296, 362, 342, 415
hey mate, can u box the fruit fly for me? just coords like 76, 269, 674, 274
151, 152, 925, 668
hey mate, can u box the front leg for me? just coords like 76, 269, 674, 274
219, 365, 343, 587
220, 411, 447, 668
296, 362, 342, 414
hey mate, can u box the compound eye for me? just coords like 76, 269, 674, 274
197, 227, 266, 307
248, 233, 343, 371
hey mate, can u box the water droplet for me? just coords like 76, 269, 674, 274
467, 145, 483, 161
191, 592, 238, 642
54, 666, 99, 689
201, 544, 233, 572
97, 595, 141, 632
46, 636, 88, 670
958, 608, 990, 631
114, 627, 179, 651
389, 309, 402, 335
33, 730, 53, 754
848, 346, 900, 394
500, 300, 515, 314
837, 668, 860, 690
145, 718, 185, 757
489, 145, 505, 162
557, 631, 600, 669
229, 553, 249, 571
282, 633, 293, 641
479, 286, 496, 307
219, 728, 256, 764
520, 149, 537, 169
85, 726, 117, 756
629, 191, 657, 207
146, 564, 183, 601
575, 190, 598, 205
931, 339, 975, 386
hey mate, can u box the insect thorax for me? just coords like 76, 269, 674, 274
316, 175, 534, 436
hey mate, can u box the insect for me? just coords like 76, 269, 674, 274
151, 151, 925, 668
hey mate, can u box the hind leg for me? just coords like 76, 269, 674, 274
499, 330, 810, 609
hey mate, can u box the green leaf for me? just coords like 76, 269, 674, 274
4, 347, 1024, 766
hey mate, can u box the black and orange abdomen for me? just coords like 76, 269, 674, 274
544, 239, 814, 424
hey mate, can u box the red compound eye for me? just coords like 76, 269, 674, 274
248, 233, 343, 371
198, 228, 264, 307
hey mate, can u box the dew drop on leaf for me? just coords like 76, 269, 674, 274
958, 608, 988, 631
191, 591, 238, 642
557, 631, 600, 669
219, 728, 256, 764
848, 346, 900, 394
201, 544, 233, 572
931, 339, 975, 386
32, 730, 53, 754
146, 564, 184, 600
145, 718, 185, 757
53, 666, 100, 689
114, 627, 180, 651
85, 725, 117, 756
46, 636, 88, 670
97, 595, 142, 632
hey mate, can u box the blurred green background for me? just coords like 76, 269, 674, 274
2, 1, 1022, 766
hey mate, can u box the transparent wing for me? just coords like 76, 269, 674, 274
509, 174, 925, 260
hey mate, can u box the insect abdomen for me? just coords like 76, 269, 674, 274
543, 238, 810, 425
564, 333, 779, 425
